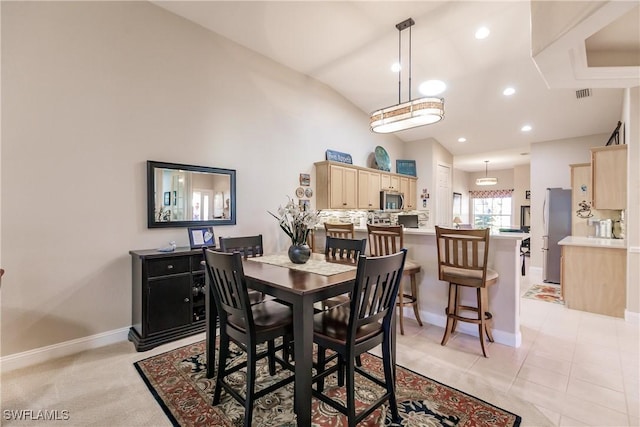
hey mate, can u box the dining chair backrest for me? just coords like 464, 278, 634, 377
324, 236, 367, 261
218, 235, 264, 259
435, 226, 491, 288
324, 222, 355, 239
202, 249, 255, 331
348, 249, 407, 339
366, 224, 404, 256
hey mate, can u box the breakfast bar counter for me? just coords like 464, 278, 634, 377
315, 227, 529, 347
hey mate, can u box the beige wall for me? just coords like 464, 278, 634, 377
624, 87, 639, 316
405, 138, 453, 228
528, 134, 608, 270
0, 1, 406, 356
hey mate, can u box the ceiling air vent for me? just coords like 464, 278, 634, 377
576, 89, 591, 99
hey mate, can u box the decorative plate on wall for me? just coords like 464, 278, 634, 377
374, 146, 391, 171
295, 187, 305, 198
305, 188, 313, 198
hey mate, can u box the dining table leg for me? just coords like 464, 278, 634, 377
292, 295, 314, 427
205, 274, 216, 379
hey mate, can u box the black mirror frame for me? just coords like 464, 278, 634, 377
147, 160, 236, 228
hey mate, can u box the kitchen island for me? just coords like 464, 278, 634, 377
559, 236, 627, 317
315, 227, 529, 347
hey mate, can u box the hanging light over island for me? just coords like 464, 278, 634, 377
370, 18, 444, 134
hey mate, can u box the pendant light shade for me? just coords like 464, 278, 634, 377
370, 18, 444, 133
476, 161, 498, 186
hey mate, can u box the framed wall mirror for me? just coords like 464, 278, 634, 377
147, 160, 236, 228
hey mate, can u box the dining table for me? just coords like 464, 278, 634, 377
205, 251, 359, 427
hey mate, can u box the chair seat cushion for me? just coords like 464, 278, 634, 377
403, 259, 421, 274
248, 290, 265, 305
441, 266, 498, 287
313, 305, 380, 344
228, 300, 292, 332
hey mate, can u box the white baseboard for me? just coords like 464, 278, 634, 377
625, 310, 640, 325
1, 327, 129, 372
421, 312, 521, 348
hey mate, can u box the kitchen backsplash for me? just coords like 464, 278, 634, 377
318, 209, 431, 228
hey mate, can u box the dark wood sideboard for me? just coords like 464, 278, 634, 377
129, 247, 207, 351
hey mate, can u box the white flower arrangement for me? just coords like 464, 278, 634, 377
269, 197, 319, 246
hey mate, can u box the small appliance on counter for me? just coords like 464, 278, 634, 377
380, 190, 404, 212
397, 214, 419, 228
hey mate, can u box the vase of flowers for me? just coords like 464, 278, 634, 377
269, 197, 319, 264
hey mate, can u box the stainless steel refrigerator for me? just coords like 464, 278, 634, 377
542, 188, 572, 283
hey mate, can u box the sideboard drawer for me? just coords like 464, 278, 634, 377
147, 257, 190, 277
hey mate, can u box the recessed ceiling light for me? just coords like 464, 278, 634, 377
418, 80, 446, 96
521, 124, 532, 132
503, 87, 516, 96
475, 26, 490, 40
391, 62, 401, 73
458, 137, 467, 143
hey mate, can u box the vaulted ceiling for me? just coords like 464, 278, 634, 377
153, 1, 640, 171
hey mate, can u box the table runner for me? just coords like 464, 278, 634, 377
247, 254, 356, 276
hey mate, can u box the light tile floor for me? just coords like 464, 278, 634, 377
381, 283, 640, 427
2, 282, 639, 426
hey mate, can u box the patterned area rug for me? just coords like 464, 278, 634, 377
134, 341, 521, 427
522, 284, 564, 304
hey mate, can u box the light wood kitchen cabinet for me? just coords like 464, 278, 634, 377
315, 161, 418, 210
400, 177, 417, 210
315, 162, 357, 209
591, 145, 627, 209
358, 170, 381, 209
381, 174, 400, 190
561, 244, 626, 318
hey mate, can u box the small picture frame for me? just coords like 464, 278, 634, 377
299, 199, 310, 211
525, 190, 531, 200
163, 192, 171, 206
188, 226, 215, 249
299, 173, 310, 186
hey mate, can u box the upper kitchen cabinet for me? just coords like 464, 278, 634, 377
400, 176, 417, 210
358, 169, 381, 210
315, 162, 358, 209
381, 174, 400, 191
591, 145, 627, 210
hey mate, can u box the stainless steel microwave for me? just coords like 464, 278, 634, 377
380, 190, 404, 212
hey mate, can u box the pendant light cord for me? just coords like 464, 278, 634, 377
408, 24, 412, 102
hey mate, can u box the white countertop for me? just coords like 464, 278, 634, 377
343, 226, 529, 240
558, 235, 627, 249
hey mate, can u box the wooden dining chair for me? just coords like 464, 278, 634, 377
366, 224, 423, 335
312, 249, 407, 426
320, 237, 367, 311
435, 226, 498, 357
324, 222, 355, 239
202, 249, 295, 427
218, 235, 267, 305
218, 235, 264, 258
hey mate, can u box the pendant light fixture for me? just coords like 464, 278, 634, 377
370, 18, 444, 133
476, 161, 498, 186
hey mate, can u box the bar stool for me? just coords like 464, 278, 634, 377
324, 222, 355, 239
435, 226, 498, 357
366, 224, 423, 335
